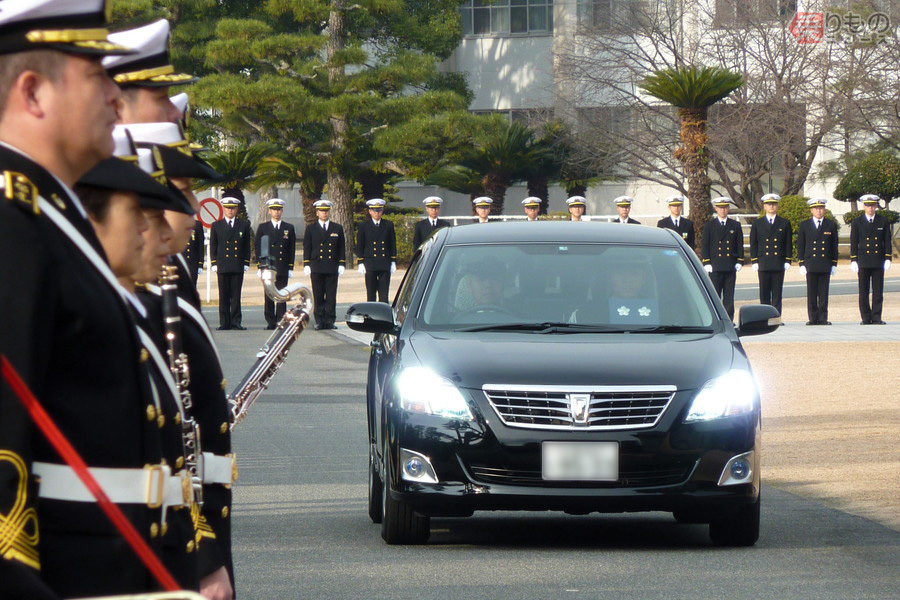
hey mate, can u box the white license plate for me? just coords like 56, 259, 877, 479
542, 442, 618, 481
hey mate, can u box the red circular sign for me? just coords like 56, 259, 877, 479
198, 197, 223, 228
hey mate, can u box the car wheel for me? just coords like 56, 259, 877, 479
709, 493, 760, 547
381, 458, 430, 545
368, 443, 383, 524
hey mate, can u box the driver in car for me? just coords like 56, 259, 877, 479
454, 259, 509, 317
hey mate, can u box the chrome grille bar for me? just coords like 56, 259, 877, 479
483, 384, 676, 431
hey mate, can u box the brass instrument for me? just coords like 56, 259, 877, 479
228, 236, 314, 429
159, 260, 203, 504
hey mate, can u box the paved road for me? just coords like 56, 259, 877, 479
210, 307, 900, 600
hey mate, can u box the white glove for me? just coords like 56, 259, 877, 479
303, 266, 311, 276
799, 266, 807, 276
885, 260, 892, 271
703, 264, 713, 273
338, 266, 345, 276
390, 261, 396, 274
784, 262, 790, 271
850, 261, 859, 273
288, 270, 293, 279
358, 264, 366, 275
830, 266, 836, 276
734, 263, 742, 272
197, 268, 203, 276
243, 265, 249, 273
211, 265, 217, 273
256, 269, 263, 279
752, 263, 759, 272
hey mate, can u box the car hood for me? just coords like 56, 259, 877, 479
407, 331, 737, 391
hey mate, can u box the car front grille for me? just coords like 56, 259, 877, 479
482, 385, 676, 431
467, 464, 693, 488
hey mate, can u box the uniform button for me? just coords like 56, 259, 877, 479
147, 405, 157, 421
222, 506, 230, 518
186, 540, 195, 553
157, 415, 165, 428
140, 349, 149, 363
162, 522, 169, 536
150, 523, 159, 538
220, 422, 228, 434
221, 378, 227, 391
176, 456, 184, 469
174, 413, 181, 425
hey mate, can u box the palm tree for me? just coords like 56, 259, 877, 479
254, 150, 328, 225
198, 143, 277, 216
640, 65, 744, 248
460, 120, 553, 215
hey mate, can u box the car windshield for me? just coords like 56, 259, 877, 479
417, 243, 715, 331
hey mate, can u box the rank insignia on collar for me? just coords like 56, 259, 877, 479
2, 171, 39, 214
50, 193, 66, 211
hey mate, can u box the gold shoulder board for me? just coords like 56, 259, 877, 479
2, 171, 39, 214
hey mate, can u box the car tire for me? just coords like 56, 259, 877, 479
368, 443, 383, 524
381, 459, 430, 545
708, 493, 760, 547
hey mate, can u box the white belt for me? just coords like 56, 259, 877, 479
33, 461, 194, 516
201, 452, 238, 486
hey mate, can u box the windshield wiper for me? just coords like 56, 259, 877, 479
625, 325, 715, 334
454, 322, 626, 333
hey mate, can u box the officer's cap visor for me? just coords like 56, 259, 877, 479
79, 158, 193, 214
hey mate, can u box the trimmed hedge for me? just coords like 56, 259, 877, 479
842, 208, 900, 225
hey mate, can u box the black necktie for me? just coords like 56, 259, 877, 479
229, 220, 234, 228
322, 222, 327, 232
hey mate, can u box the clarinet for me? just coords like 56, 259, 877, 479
160, 258, 204, 505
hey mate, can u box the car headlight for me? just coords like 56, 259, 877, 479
395, 367, 474, 421
684, 370, 758, 422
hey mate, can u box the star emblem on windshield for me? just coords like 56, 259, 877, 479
638, 306, 651, 317
617, 305, 630, 316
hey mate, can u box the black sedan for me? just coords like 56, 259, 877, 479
346, 221, 779, 546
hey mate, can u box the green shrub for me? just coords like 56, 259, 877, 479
841, 209, 900, 225
769, 195, 841, 261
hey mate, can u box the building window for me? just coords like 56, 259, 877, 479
577, 0, 644, 32
461, 0, 553, 36
714, 0, 798, 27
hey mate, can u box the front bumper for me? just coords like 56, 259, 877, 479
385, 390, 760, 519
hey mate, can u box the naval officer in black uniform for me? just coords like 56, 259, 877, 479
119, 120, 236, 597
303, 199, 346, 329
701, 196, 744, 320
256, 198, 297, 329
613, 196, 641, 224
850, 194, 892, 324
356, 198, 397, 303
413, 195, 451, 248
567, 195, 587, 221
749, 193, 792, 316
657, 194, 694, 248
210, 198, 252, 330
522, 196, 541, 221
797, 198, 839, 325
105, 19, 196, 124
183, 219, 205, 286
0, 3, 174, 597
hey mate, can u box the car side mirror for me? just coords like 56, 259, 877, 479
736, 304, 781, 337
345, 302, 398, 335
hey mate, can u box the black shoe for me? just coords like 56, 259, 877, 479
216, 326, 230, 330
233, 325, 247, 330
806, 321, 815, 326
861, 321, 871, 325
327, 324, 338, 330
820, 321, 832, 326
266, 325, 277, 330
314, 324, 323, 330
873, 320, 886, 325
